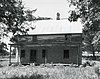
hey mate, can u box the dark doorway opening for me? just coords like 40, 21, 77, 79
30, 50, 36, 63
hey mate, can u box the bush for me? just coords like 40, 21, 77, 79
82, 61, 91, 67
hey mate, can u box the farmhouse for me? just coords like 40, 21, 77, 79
9, 19, 82, 65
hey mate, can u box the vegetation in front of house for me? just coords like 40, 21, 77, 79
7, 74, 44, 79
0, 56, 99, 79
0, 65, 98, 79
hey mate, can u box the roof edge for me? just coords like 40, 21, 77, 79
20, 33, 82, 36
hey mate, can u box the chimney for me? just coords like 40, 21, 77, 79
56, 12, 60, 20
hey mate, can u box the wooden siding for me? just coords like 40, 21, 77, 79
18, 34, 82, 65
17, 34, 82, 44
19, 45, 82, 65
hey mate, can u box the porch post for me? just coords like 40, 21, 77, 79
16, 46, 18, 63
9, 45, 11, 66
16, 46, 20, 65
77, 44, 80, 66
77, 55, 79, 66
45, 56, 47, 65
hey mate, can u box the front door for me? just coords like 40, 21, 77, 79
30, 50, 36, 63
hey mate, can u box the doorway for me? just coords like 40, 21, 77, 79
30, 50, 36, 63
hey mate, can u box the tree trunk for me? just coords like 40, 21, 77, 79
92, 45, 96, 60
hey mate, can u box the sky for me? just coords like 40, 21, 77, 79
22, 0, 73, 19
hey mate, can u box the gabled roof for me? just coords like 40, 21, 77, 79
28, 20, 82, 35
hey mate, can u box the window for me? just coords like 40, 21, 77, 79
65, 34, 71, 41
42, 49, 46, 58
21, 50, 25, 58
32, 35, 37, 42
65, 35, 68, 40
63, 50, 69, 59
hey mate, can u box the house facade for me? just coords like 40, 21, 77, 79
10, 20, 82, 65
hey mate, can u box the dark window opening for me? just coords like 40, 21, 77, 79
65, 35, 68, 40
63, 50, 69, 59
30, 50, 36, 57
42, 50, 46, 58
21, 50, 25, 58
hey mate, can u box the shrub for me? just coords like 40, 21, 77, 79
82, 61, 91, 67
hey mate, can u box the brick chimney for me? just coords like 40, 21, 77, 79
56, 12, 60, 20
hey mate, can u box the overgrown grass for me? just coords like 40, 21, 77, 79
0, 57, 99, 79
0, 65, 98, 79
6, 74, 44, 79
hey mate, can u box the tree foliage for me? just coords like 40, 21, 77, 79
0, 0, 26, 35
0, 42, 8, 55
0, 0, 52, 55
67, 0, 100, 59
0, 0, 35, 55
0, 0, 40, 42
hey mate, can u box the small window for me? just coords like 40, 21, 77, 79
65, 35, 68, 40
32, 35, 37, 42
63, 50, 69, 59
21, 50, 25, 58
65, 34, 71, 40
42, 50, 46, 58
